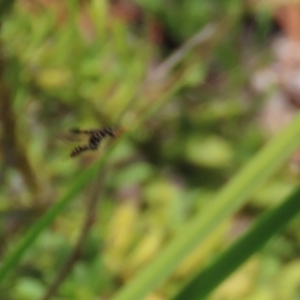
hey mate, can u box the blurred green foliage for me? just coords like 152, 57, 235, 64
135, 0, 242, 41
1, 0, 300, 300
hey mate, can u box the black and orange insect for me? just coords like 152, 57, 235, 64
69, 127, 120, 157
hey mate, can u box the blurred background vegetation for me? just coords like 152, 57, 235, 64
1, 0, 300, 299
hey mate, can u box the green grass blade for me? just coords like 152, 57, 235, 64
0, 153, 107, 283
173, 184, 300, 300
112, 113, 300, 300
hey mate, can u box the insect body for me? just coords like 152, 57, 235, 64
70, 127, 119, 157
70, 145, 90, 157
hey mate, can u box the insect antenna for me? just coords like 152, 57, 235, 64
69, 128, 82, 134
69, 128, 97, 135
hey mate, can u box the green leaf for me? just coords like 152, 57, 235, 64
112, 112, 300, 300
173, 184, 300, 299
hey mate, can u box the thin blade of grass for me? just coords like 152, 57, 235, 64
112, 113, 300, 300
0, 152, 106, 283
173, 184, 300, 300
